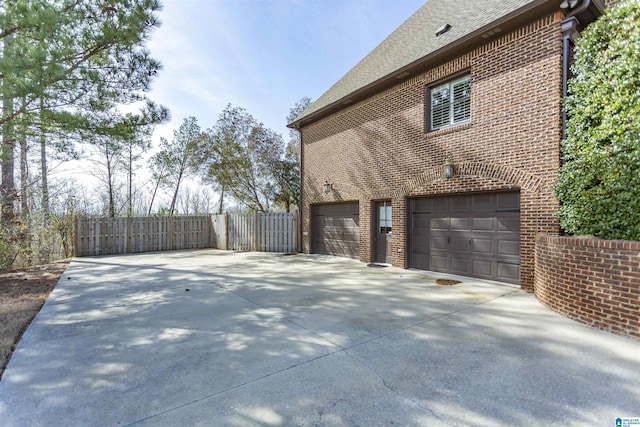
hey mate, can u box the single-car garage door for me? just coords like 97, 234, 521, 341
313, 202, 360, 259
409, 191, 520, 284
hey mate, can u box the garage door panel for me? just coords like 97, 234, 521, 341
313, 203, 359, 259
471, 194, 493, 211
412, 239, 429, 253
431, 236, 448, 250
498, 262, 520, 282
472, 259, 494, 277
410, 211, 430, 265
413, 217, 430, 229
473, 217, 495, 231
450, 196, 469, 211
450, 257, 470, 274
450, 217, 470, 231
498, 218, 520, 232
431, 255, 448, 270
498, 239, 520, 257
472, 238, 493, 255
430, 217, 450, 230
449, 237, 468, 251
412, 198, 432, 213
497, 192, 520, 210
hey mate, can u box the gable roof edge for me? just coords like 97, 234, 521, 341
289, 0, 558, 130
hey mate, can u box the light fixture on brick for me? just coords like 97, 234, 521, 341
323, 180, 332, 193
442, 157, 454, 179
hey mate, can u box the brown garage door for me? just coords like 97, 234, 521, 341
409, 191, 520, 284
313, 203, 360, 259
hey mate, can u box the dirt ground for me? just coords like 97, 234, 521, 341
0, 261, 69, 380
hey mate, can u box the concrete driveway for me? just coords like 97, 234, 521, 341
1, 250, 638, 426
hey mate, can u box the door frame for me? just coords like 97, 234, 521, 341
373, 200, 393, 264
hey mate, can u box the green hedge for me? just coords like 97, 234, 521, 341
556, 1, 640, 240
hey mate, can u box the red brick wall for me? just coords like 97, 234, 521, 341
535, 235, 640, 339
300, 13, 565, 289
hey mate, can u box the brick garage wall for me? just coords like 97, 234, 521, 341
300, 13, 565, 289
535, 235, 640, 339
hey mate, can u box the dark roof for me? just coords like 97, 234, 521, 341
290, 0, 551, 127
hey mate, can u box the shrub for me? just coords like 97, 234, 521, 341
556, 0, 640, 240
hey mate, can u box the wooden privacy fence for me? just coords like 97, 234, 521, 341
75, 216, 212, 257
210, 212, 297, 252
76, 212, 297, 257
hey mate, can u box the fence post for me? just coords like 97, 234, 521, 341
125, 216, 131, 254
95, 218, 101, 256
253, 211, 258, 251
169, 215, 174, 251
74, 215, 79, 257
224, 212, 229, 250
293, 211, 298, 253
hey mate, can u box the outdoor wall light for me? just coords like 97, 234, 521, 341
442, 157, 454, 179
323, 180, 332, 193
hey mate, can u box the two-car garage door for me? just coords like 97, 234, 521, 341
409, 191, 521, 284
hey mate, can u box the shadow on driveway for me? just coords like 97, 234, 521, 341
0, 249, 638, 426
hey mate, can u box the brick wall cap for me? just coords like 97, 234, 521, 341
537, 234, 640, 250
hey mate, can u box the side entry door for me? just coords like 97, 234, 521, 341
375, 201, 392, 264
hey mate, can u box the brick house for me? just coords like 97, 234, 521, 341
288, 0, 613, 289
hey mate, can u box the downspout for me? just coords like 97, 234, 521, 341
561, 0, 592, 140
297, 124, 304, 253
561, 16, 579, 141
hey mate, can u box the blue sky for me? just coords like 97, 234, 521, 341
146, 0, 426, 142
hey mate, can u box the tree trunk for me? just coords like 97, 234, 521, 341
1, 35, 16, 226
169, 168, 184, 216
128, 143, 133, 216
40, 110, 50, 228
217, 186, 225, 214
20, 118, 31, 261
148, 178, 161, 215
107, 154, 116, 218
19, 105, 29, 218
1, 124, 15, 226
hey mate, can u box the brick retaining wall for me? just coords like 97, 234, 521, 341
535, 234, 640, 339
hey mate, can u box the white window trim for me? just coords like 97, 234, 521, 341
429, 74, 471, 131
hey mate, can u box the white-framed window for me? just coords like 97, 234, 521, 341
428, 74, 471, 131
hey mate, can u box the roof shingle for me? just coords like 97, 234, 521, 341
292, 0, 540, 125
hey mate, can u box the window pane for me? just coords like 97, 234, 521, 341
452, 78, 471, 123
378, 204, 392, 230
378, 205, 392, 228
431, 85, 451, 130
385, 205, 392, 228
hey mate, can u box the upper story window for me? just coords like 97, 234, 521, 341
428, 74, 471, 131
